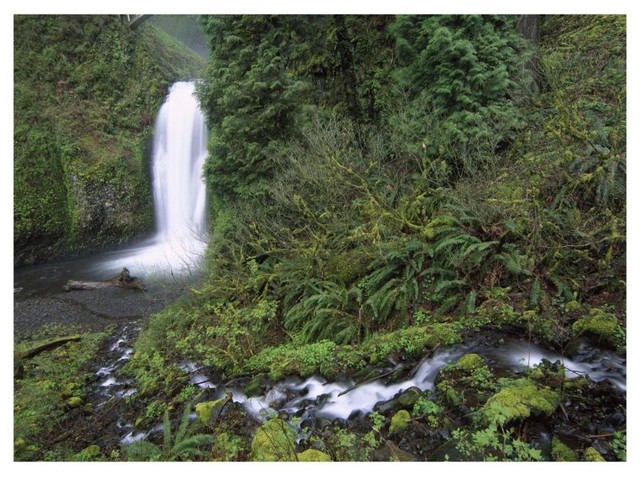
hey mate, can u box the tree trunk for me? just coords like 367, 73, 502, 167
63, 267, 146, 292
518, 15, 543, 92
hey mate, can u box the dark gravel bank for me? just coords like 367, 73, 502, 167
13, 279, 197, 341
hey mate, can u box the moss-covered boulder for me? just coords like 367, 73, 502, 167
66, 396, 84, 408
584, 446, 606, 462
389, 410, 411, 436
482, 378, 560, 425
195, 398, 226, 425
373, 440, 417, 462
572, 308, 625, 349
551, 437, 578, 461
297, 449, 333, 462
250, 418, 297, 461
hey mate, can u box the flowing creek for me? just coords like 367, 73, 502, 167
99, 327, 625, 444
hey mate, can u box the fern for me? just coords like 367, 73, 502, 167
122, 403, 213, 462
284, 281, 362, 344
464, 290, 477, 316
495, 244, 531, 276
529, 277, 541, 308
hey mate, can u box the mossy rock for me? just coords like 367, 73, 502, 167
551, 437, 578, 461
389, 410, 411, 436
250, 418, 297, 461
75, 444, 102, 461
584, 446, 606, 462
195, 398, 227, 425
455, 353, 486, 371
297, 449, 332, 462
482, 378, 559, 425
396, 386, 422, 408
564, 300, 581, 313
572, 308, 625, 348
245, 374, 266, 397
66, 396, 84, 408
373, 440, 417, 462
436, 353, 495, 408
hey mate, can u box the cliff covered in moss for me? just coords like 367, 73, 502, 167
14, 15, 206, 266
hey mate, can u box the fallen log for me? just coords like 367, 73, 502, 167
63, 267, 146, 292
17, 335, 81, 361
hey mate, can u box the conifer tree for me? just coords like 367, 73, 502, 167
197, 15, 308, 202
390, 15, 530, 180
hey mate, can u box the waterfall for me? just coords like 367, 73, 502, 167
93, 81, 208, 277
152, 81, 207, 243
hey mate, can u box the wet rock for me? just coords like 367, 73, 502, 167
590, 439, 610, 457
605, 411, 625, 429
396, 387, 422, 408
375, 386, 422, 415
373, 440, 417, 462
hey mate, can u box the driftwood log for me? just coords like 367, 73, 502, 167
15, 335, 82, 379
17, 335, 82, 361
63, 267, 146, 292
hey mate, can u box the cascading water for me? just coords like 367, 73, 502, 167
93, 81, 208, 277
152, 81, 207, 244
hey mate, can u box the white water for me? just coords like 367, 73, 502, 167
94, 81, 208, 277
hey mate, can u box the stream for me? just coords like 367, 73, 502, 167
91, 326, 624, 445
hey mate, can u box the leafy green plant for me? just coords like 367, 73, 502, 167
451, 399, 543, 462
284, 280, 363, 344
123, 404, 213, 461
611, 431, 626, 461
412, 397, 442, 427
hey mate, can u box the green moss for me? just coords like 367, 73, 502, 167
482, 379, 560, 425
455, 353, 486, 371
66, 396, 84, 408
250, 419, 297, 461
551, 437, 578, 462
437, 353, 495, 408
572, 308, 625, 348
389, 410, 411, 435
584, 447, 606, 462
244, 323, 461, 381
74, 444, 102, 461
297, 449, 333, 461
14, 330, 108, 460
195, 398, 226, 425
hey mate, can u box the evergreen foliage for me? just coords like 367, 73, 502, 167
197, 15, 308, 201
390, 15, 530, 180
